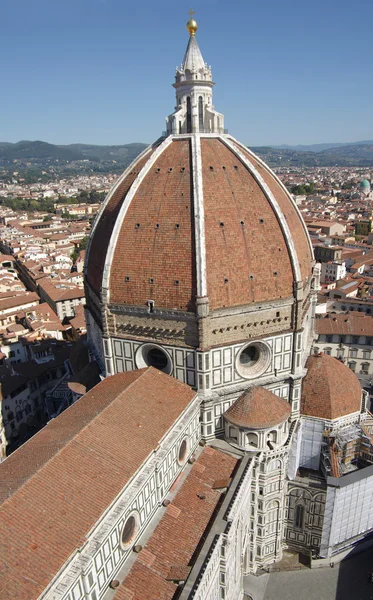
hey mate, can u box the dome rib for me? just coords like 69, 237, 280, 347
191, 134, 207, 299
103, 136, 174, 303
85, 142, 159, 296
232, 138, 314, 261
222, 136, 302, 284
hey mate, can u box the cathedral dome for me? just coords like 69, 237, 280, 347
224, 387, 291, 429
301, 353, 362, 420
85, 21, 313, 317
85, 135, 313, 313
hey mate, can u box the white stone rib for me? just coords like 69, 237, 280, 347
221, 135, 302, 284
84, 141, 158, 278
191, 134, 208, 298
230, 136, 314, 260
102, 135, 174, 302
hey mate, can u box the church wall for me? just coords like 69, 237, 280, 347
42, 399, 200, 600
192, 537, 223, 600
285, 483, 326, 553
106, 329, 301, 440
85, 308, 105, 372
107, 330, 295, 392
190, 456, 254, 600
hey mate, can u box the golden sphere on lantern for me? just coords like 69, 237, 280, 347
186, 18, 198, 35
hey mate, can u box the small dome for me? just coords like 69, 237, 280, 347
224, 387, 291, 429
360, 179, 370, 189
301, 354, 362, 420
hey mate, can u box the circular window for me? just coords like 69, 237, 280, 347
177, 438, 189, 465
120, 512, 139, 550
236, 341, 271, 379
240, 345, 259, 367
147, 348, 168, 370
135, 343, 172, 374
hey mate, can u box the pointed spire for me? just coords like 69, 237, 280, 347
182, 35, 206, 74
165, 13, 225, 136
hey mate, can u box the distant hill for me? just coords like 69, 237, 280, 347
273, 140, 373, 153
0, 141, 149, 165
65, 143, 148, 162
1, 139, 373, 171
0, 141, 82, 161
249, 143, 373, 168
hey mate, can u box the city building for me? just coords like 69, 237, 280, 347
320, 260, 346, 284
313, 312, 373, 376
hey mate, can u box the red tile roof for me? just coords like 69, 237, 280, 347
115, 447, 238, 600
301, 354, 362, 420
316, 312, 373, 337
0, 292, 39, 313
0, 368, 196, 600
224, 386, 290, 429
87, 144, 159, 296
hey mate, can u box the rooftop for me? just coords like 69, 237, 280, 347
0, 368, 196, 600
115, 446, 238, 600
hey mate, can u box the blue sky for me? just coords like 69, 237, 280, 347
1, 0, 372, 146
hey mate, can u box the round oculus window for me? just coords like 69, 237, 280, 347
236, 341, 271, 379
177, 438, 189, 465
121, 513, 139, 550
135, 343, 172, 374
147, 348, 168, 370
240, 345, 259, 367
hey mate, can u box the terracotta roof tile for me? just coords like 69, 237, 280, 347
0, 368, 196, 600
115, 447, 238, 600
87, 144, 159, 296
316, 312, 373, 337
224, 386, 291, 429
301, 354, 362, 420
109, 139, 196, 311
87, 136, 313, 313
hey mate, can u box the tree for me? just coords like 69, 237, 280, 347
79, 236, 89, 250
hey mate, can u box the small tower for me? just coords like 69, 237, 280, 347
166, 11, 224, 135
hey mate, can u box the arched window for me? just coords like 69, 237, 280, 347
266, 500, 280, 534
198, 96, 203, 130
268, 430, 277, 444
294, 504, 305, 529
247, 432, 258, 447
186, 97, 192, 133
229, 426, 238, 442
324, 347, 332, 356
313, 347, 319, 354
268, 459, 281, 472
361, 362, 370, 375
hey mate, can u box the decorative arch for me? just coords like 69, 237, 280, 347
294, 503, 305, 529
267, 458, 282, 472
246, 432, 258, 447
